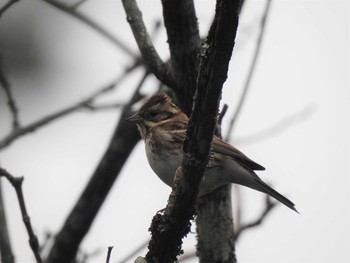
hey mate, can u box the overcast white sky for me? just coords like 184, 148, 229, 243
0, 0, 349, 262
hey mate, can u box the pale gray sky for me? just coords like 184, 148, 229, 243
0, 0, 349, 262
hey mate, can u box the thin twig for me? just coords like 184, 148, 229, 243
0, 64, 139, 151
179, 194, 275, 262
0, 0, 20, 18
121, 0, 176, 89
215, 104, 228, 136
226, 0, 273, 141
105, 246, 113, 263
42, 0, 135, 58
0, 168, 42, 263
234, 195, 276, 241
0, 57, 20, 129
234, 104, 315, 145
83, 102, 124, 111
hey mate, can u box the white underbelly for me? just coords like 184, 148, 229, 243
146, 145, 182, 187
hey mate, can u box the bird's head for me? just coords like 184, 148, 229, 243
127, 93, 184, 139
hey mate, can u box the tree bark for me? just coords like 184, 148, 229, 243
197, 185, 236, 263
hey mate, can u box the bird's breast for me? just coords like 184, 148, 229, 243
145, 135, 183, 187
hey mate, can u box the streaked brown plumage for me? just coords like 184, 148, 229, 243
128, 93, 297, 212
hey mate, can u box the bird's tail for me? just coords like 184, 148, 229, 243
253, 178, 299, 213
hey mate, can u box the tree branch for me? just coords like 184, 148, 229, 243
234, 104, 315, 145
42, 0, 136, 58
121, 0, 176, 90
226, 0, 272, 141
145, 1, 241, 262
0, 57, 20, 129
160, 0, 201, 114
45, 71, 148, 263
0, 63, 138, 151
234, 195, 276, 241
0, 168, 42, 263
0, 0, 20, 18
105, 246, 113, 263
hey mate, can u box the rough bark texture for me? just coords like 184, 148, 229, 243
145, 0, 241, 262
197, 185, 236, 263
161, 0, 201, 114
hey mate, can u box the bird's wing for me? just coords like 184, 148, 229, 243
212, 136, 265, 171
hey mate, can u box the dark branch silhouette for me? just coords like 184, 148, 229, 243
160, 0, 201, 114
0, 168, 42, 263
145, 0, 241, 262
0, 57, 20, 129
105, 246, 113, 263
0, 71, 131, 151
234, 195, 276, 241
121, 0, 176, 90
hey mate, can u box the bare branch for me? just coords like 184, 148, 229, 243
160, 0, 201, 114
121, 0, 176, 90
82, 102, 124, 111
42, 0, 136, 58
0, 64, 139, 151
0, 0, 20, 18
226, 0, 273, 141
0, 180, 15, 263
145, 0, 241, 261
105, 246, 113, 263
234, 195, 276, 241
0, 168, 42, 263
215, 103, 228, 136
234, 104, 315, 145
0, 57, 20, 129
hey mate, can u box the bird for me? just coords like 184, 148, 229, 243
127, 93, 297, 212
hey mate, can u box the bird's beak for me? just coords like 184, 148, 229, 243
126, 112, 142, 123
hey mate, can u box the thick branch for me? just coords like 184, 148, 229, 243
45, 72, 148, 263
0, 168, 42, 263
161, 0, 201, 114
145, 1, 240, 262
121, 0, 176, 90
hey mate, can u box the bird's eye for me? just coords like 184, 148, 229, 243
148, 111, 157, 118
